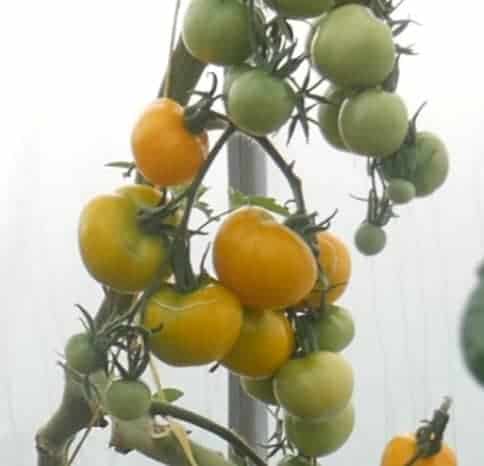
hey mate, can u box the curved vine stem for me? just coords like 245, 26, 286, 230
150, 401, 267, 466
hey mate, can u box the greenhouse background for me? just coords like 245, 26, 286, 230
1, 0, 483, 464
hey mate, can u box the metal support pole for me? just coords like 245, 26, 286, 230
227, 133, 268, 457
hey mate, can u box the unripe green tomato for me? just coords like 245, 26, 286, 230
354, 222, 386, 256
387, 178, 416, 204
284, 403, 355, 457
312, 304, 355, 352
105, 380, 152, 421
277, 456, 313, 466
240, 376, 278, 406
223, 64, 252, 98
65, 333, 103, 374
265, 0, 334, 19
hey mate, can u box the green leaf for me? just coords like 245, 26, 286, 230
229, 189, 291, 216
153, 388, 184, 403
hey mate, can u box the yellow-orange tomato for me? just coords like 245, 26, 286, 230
221, 309, 295, 378
131, 98, 208, 187
303, 231, 351, 307
381, 435, 456, 466
78, 185, 171, 292
213, 206, 318, 310
143, 282, 243, 366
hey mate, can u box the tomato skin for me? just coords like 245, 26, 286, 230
387, 178, 416, 204
213, 206, 317, 310
274, 351, 353, 420
143, 283, 243, 367
277, 456, 312, 466
78, 185, 170, 293
105, 380, 152, 421
65, 333, 103, 374
227, 70, 296, 136
354, 222, 386, 256
285, 403, 355, 457
182, 0, 251, 66
222, 309, 295, 378
266, 0, 334, 19
311, 5, 395, 88
381, 435, 456, 466
240, 376, 278, 405
339, 89, 409, 157
131, 98, 208, 187
312, 304, 355, 352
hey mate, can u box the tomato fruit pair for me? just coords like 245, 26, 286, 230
143, 282, 243, 366
311, 5, 395, 88
78, 185, 171, 292
213, 206, 317, 310
285, 403, 355, 457
131, 98, 208, 187
274, 351, 353, 419
105, 379, 152, 421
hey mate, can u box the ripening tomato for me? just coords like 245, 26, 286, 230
78, 185, 171, 292
143, 283, 243, 366
274, 351, 354, 420
311, 304, 355, 352
213, 206, 318, 310
105, 379, 152, 421
354, 222, 386, 256
131, 98, 208, 187
285, 403, 355, 457
227, 69, 296, 136
338, 89, 409, 157
265, 0, 334, 19
240, 376, 278, 405
182, 0, 252, 66
222, 309, 295, 378
381, 435, 456, 466
311, 5, 395, 88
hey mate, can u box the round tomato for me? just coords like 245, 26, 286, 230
274, 351, 353, 420
354, 222, 386, 256
339, 89, 409, 157
303, 230, 352, 307
387, 178, 416, 204
227, 69, 296, 136
182, 0, 252, 66
213, 206, 317, 310
312, 304, 355, 352
143, 283, 243, 366
131, 98, 208, 187
240, 376, 278, 405
65, 333, 103, 374
222, 309, 295, 378
265, 0, 333, 18
223, 64, 252, 98
318, 86, 354, 151
285, 403, 355, 457
461, 266, 484, 386
311, 5, 395, 88
78, 185, 171, 292
105, 379, 152, 421
277, 456, 312, 466
381, 435, 456, 466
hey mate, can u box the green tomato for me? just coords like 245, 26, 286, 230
265, 0, 334, 19
461, 265, 484, 386
285, 403, 355, 457
274, 351, 353, 420
317, 85, 353, 151
105, 380, 152, 421
223, 64, 253, 98
338, 89, 409, 157
387, 178, 416, 204
277, 456, 313, 466
354, 222, 386, 256
227, 69, 296, 136
311, 5, 395, 88
240, 376, 278, 405
313, 304, 355, 352
65, 333, 103, 374
182, 0, 252, 66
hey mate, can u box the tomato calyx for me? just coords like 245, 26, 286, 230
404, 397, 452, 466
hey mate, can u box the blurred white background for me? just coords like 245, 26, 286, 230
1, 1, 483, 465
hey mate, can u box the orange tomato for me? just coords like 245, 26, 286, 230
302, 231, 351, 307
213, 206, 318, 310
381, 435, 456, 466
131, 98, 208, 187
221, 309, 295, 378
